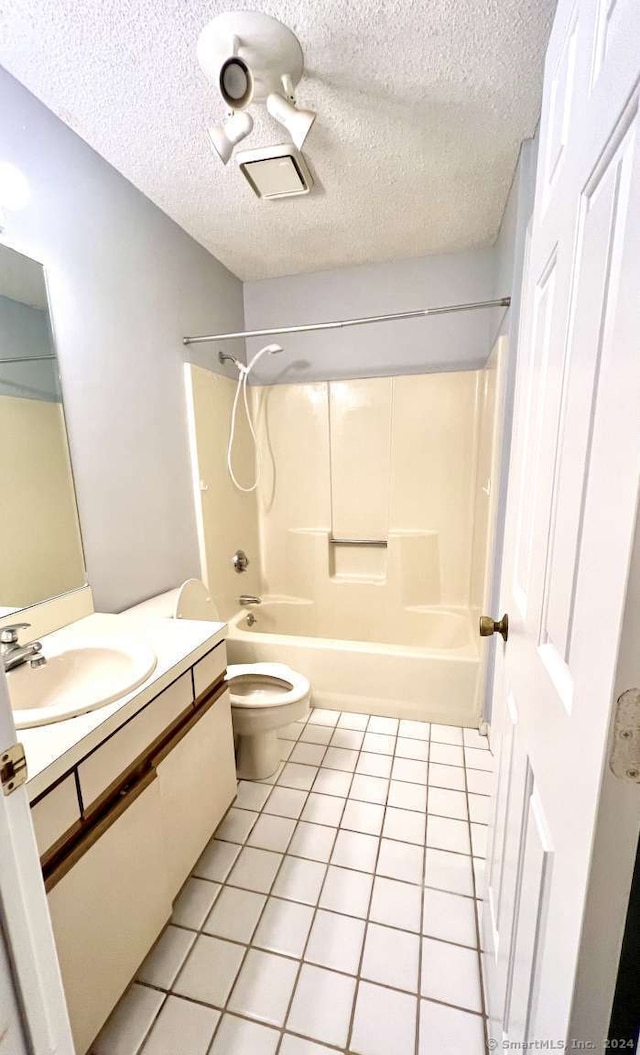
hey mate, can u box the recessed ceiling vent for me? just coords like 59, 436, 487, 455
236, 144, 313, 199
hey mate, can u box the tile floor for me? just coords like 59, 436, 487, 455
92, 709, 494, 1055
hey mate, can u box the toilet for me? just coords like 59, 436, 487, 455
124, 578, 310, 779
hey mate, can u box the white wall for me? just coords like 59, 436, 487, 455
243, 248, 501, 385
0, 67, 245, 612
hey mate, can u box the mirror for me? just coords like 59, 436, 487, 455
0, 244, 86, 614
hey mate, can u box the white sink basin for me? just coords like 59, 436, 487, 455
8, 637, 157, 729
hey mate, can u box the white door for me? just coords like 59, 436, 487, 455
0, 668, 74, 1055
482, 0, 640, 1046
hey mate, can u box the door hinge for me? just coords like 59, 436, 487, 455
0, 743, 27, 796
610, 689, 640, 783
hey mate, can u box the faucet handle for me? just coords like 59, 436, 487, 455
0, 623, 31, 645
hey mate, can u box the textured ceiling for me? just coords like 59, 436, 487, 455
0, 0, 555, 280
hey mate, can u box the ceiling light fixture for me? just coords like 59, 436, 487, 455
197, 12, 316, 166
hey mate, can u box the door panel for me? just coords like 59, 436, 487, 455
482, 0, 640, 1046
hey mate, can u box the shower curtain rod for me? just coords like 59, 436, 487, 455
182, 296, 511, 346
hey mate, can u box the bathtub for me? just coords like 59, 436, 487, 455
226, 599, 482, 726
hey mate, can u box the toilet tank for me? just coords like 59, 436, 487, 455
123, 579, 221, 621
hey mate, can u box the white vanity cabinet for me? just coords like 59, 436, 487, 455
33, 640, 235, 1055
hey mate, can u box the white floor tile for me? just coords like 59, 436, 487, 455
350, 980, 417, 1055
227, 847, 283, 894
93, 984, 164, 1055
387, 780, 427, 812
203, 886, 266, 944
376, 839, 423, 884
395, 737, 429, 761
473, 856, 485, 894
141, 995, 219, 1055
420, 937, 482, 1012
300, 724, 334, 746
312, 769, 353, 797
248, 814, 297, 853
419, 999, 485, 1055
171, 878, 221, 930
369, 875, 422, 933
466, 769, 494, 796
368, 716, 399, 735
319, 865, 373, 918
287, 964, 356, 1048
356, 752, 393, 778
193, 838, 241, 883
349, 774, 389, 805
468, 793, 491, 825
253, 896, 314, 958
280, 1035, 336, 1055
424, 847, 474, 897
258, 761, 285, 786
330, 727, 365, 750
215, 808, 258, 844
337, 711, 370, 731
281, 741, 295, 760
422, 888, 478, 947
323, 746, 359, 772
398, 719, 430, 740
331, 829, 379, 872
471, 823, 487, 858
209, 1013, 280, 1055
428, 786, 468, 820
362, 922, 420, 991
429, 743, 464, 767
272, 856, 326, 905
307, 708, 340, 727
462, 728, 490, 751
264, 786, 308, 819
341, 798, 385, 836
289, 820, 336, 862
137, 926, 196, 989
173, 934, 244, 1008
465, 747, 494, 772
362, 731, 395, 755
301, 791, 345, 827
235, 781, 271, 812
279, 722, 305, 741
391, 758, 428, 785
427, 815, 471, 855
427, 763, 466, 791
228, 948, 298, 1026
305, 908, 365, 974
278, 762, 318, 791
290, 742, 327, 766
382, 806, 426, 845
430, 724, 463, 745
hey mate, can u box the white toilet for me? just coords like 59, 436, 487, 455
125, 579, 310, 779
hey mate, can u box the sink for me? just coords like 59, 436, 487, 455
8, 637, 157, 729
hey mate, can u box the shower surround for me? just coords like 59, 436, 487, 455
186, 343, 504, 725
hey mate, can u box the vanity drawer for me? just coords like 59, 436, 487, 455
78, 672, 193, 810
193, 640, 227, 699
31, 775, 81, 858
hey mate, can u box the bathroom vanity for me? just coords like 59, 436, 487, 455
17, 609, 236, 1055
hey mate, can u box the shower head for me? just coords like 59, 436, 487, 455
245, 342, 284, 374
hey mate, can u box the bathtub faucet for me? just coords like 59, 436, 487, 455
238, 595, 262, 607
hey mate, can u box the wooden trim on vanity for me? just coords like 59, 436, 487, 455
42, 675, 228, 890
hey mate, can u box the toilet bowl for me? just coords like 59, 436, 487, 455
124, 579, 311, 779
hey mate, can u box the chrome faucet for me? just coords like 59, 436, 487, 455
238, 595, 262, 607
1, 623, 46, 672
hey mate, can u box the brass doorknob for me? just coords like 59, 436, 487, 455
479, 613, 509, 642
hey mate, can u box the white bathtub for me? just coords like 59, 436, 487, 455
226, 600, 482, 726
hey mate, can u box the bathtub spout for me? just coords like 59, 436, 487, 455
238, 595, 262, 607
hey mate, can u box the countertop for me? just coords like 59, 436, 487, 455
17, 612, 227, 801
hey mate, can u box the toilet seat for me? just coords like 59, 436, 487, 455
227, 662, 309, 708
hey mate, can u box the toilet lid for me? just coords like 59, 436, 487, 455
227, 662, 309, 708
